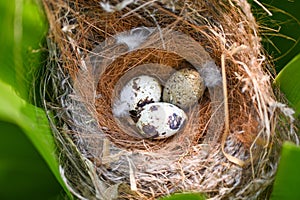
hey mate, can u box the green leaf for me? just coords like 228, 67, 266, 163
270, 142, 300, 200
0, 121, 64, 200
0, 0, 71, 199
0, 0, 47, 100
274, 53, 300, 117
0, 79, 63, 186
0, 79, 68, 199
159, 193, 206, 200
0, 0, 16, 88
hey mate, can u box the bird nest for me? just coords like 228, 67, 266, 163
41, 0, 298, 199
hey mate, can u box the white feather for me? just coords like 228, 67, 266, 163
115, 27, 155, 51
112, 100, 130, 117
99, 2, 113, 12
100, 0, 135, 13
201, 61, 222, 87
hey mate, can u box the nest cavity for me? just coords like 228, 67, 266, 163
41, 0, 298, 199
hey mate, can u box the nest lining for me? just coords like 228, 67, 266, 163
89, 27, 224, 150
41, 0, 299, 199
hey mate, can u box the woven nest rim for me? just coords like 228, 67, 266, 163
41, 0, 298, 199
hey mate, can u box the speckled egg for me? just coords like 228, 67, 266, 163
163, 68, 205, 109
119, 75, 162, 112
136, 102, 187, 139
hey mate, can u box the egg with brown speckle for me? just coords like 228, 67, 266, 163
119, 75, 162, 113
163, 68, 205, 109
136, 102, 187, 139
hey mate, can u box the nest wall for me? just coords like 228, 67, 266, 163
41, 0, 298, 199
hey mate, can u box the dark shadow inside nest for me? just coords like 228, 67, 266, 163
94, 48, 212, 151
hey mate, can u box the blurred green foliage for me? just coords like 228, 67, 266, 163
0, 0, 47, 100
275, 53, 300, 117
270, 142, 300, 200
0, 121, 63, 200
252, 0, 300, 71
0, 0, 66, 199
